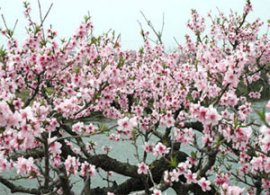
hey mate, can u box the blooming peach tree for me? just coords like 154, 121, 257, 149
0, 0, 270, 194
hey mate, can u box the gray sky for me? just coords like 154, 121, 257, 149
0, 0, 269, 49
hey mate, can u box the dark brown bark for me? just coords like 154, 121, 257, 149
57, 165, 74, 195
0, 176, 39, 194
89, 151, 188, 195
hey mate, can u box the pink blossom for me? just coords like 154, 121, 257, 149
266, 101, 270, 109
109, 133, 120, 142
13, 99, 23, 110
221, 184, 245, 195
143, 142, 154, 153
187, 157, 197, 166
153, 142, 169, 157
234, 127, 252, 144
244, 0, 253, 13
16, 157, 38, 176
52, 154, 61, 167
174, 128, 194, 144
137, 162, 149, 175
198, 177, 211, 192
72, 122, 84, 133
160, 112, 175, 127
265, 113, 270, 125
48, 137, 62, 155
163, 170, 171, 184
184, 170, 197, 184
85, 123, 96, 134
80, 161, 96, 177
220, 91, 238, 106
264, 157, 270, 173
202, 133, 213, 146
260, 126, 270, 152
0, 155, 10, 172
191, 104, 221, 126
20, 107, 34, 121
260, 125, 270, 135
205, 106, 221, 126
46, 118, 59, 132
177, 161, 191, 175
102, 145, 112, 154
169, 169, 180, 182
152, 189, 162, 195
198, 106, 208, 121
64, 155, 80, 175
262, 179, 270, 190
249, 91, 261, 99
187, 9, 206, 33
215, 173, 229, 186
223, 70, 239, 87
250, 156, 264, 173
0, 101, 18, 128
118, 117, 137, 131
238, 103, 252, 121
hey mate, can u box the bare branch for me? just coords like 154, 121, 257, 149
41, 3, 53, 26
140, 11, 163, 44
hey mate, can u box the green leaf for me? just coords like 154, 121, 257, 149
98, 123, 109, 132
16, 89, 30, 103
34, 25, 41, 35
117, 56, 125, 68
191, 151, 197, 159
74, 66, 81, 74
131, 129, 138, 141
93, 92, 101, 100
169, 156, 178, 168
0, 46, 7, 61
45, 87, 55, 95
139, 47, 144, 55
84, 15, 91, 23
0, 127, 5, 134
256, 108, 266, 123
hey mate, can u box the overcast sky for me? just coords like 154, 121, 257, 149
0, 0, 269, 49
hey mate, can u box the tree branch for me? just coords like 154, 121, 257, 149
0, 175, 39, 194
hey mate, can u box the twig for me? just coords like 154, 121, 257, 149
173, 37, 180, 47
81, 175, 91, 195
37, 0, 53, 40
140, 11, 163, 44
1, 14, 8, 30
161, 12, 165, 36
41, 3, 53, 25
12, 19, 18, 33
37, 0, 43, 25
53, 125, 118, 143
43, 133, 50, 192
